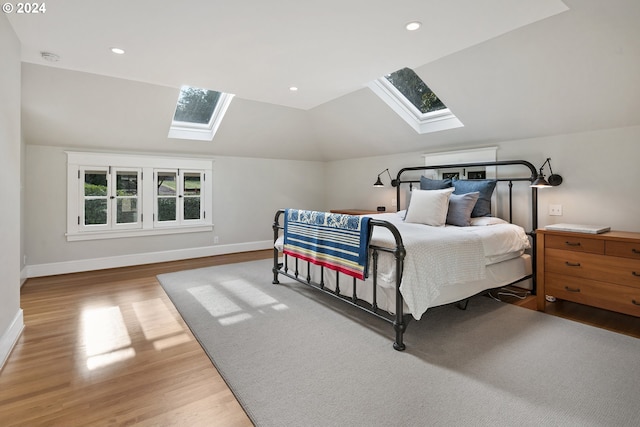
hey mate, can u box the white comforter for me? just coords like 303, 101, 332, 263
367, 212, 530, 319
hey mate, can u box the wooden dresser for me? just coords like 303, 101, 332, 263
536, 229, 640, 317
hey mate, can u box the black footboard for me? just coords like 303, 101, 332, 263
272, 209, 410, 351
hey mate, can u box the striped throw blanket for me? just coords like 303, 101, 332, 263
283, 209, 371, 280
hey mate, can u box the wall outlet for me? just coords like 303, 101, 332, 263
214, 236, 219, 244
549, 204, 563, 216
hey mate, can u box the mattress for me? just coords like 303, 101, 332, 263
275, 211, 531, 319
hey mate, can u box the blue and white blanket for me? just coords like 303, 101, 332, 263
283, 209, 370, 280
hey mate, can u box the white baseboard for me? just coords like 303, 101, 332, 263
0, 309, 24, 370
20, 266, 27, 286
26, 240, 273, 278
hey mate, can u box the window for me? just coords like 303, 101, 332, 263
156, 171, 178, 223
115, 170, 140, 226
67, 152, 213, 241
183, 172, 203, 220
154, 170, 205, 226
82, 168, 109, 228
79, 167, 141, 231
384, 68, 447, 115
368, 67, 463, 134
168, 86, 235, 141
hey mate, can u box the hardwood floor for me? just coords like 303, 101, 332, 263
0, 250, 272, 427
492, 286, 640, 338
2, 251, 639, 426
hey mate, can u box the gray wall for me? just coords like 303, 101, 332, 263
0, 14, 23, 366
24, 126, 640, 274
24, 145, 325, 271
325, 126, 640, 233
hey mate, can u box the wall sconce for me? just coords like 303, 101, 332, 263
373, 168, 392, 187
530, 158, 563, 188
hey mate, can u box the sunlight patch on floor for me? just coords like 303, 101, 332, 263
218, 313, 253, 326
153, 333, 192, 351
81, 306, 135, 370
187, 276, 290, 326
133, 298, 185, 340
188, 284, 243, 318
133, 298, 192, 351
87, 348, 136, 370
219, 278, 282, 308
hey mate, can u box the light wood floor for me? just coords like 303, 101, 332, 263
0, 251, 272, 427
2, 251, 639, 426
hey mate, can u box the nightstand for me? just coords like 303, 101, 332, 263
536, 228, 640, 317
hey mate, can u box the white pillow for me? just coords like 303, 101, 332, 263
404, 188, 454, 226
469, 216, 508, 226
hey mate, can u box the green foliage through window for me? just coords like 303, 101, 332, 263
85, 199, 107, 225
384, 68, 446, 114
84, 172, 107, 196
157, 198, 177, 222
173, 87, 221, 125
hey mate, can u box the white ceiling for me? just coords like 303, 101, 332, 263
9, 0, 640, 161
8, 0, 567, 110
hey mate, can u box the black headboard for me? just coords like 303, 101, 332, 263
393, 160, 540, 294
393, 160, 539, 232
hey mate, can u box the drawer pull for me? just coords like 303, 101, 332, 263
565, 261, 581, 267
633, 300, 640, 306
564, 286, 581, 293
565, 241, 582, 247
633, 272, 640, 277
633, 249, 640, 254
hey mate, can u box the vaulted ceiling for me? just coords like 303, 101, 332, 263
9, 0, 640, 161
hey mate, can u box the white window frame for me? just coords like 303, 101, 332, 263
181, 170, 206, 223
79, 166, 111, 232
112, 167, 143, 230
154, 169, 207, 227
368, 77, 463, 134
78, 167, 143, 232
154, 169, 179, 227
168, 91, 235, 141
67, 152, 213, 241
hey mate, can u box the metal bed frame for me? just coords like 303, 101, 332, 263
272, 160, 540, 351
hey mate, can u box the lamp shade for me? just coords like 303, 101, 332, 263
530, 173, 551, 188
530, 158, 562, 188
373, 168, 391, 187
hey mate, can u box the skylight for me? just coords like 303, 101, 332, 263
368, 67, 463, 134
168, 86, 234, 141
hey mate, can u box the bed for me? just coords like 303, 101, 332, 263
272, 160, 540, 351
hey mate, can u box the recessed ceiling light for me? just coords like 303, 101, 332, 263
40, 51, 60, 62
289, 86, 298, 92
111, 47, 125, 55
405, 21, 422, 31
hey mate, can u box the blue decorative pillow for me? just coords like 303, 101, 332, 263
420, 176, 453, 190
452, 179, 497, 217
446, 192, 480, 226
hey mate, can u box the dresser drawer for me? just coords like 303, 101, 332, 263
545, 248, 640, 288
545, 234, 604, 254
546, 272, 640, 317
606, 240, 640, 260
